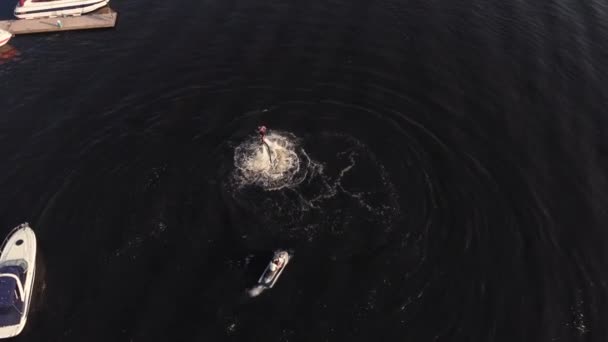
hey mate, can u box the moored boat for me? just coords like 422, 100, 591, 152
0, 30, 12, 48
14, 0, 110, 20
0, 223, 37, 339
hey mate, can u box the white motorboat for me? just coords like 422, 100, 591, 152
257, 250, 290, 289
0, 30, 12, 48
0, 223, 36, 339
247, 250, 291, 297
14, 0, 110, 20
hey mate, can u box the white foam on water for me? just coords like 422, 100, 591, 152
247, 285, 266, 297
572, 290, 588, 335
233, 131, 314, 190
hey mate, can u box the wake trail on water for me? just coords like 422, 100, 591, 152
246, 285, 266, 297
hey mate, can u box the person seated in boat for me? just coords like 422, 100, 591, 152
268, 255, 285, 272
269, 258, 281, 272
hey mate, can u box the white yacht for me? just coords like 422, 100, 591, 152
0, 30, 12, 48
0, 223, 37, 339
14, 0, 109, 20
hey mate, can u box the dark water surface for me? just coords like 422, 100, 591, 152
1, 0, 608, 341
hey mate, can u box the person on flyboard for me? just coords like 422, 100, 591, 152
258, 125, 267, 140
258, 125, 273, 165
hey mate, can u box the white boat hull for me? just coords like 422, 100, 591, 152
0, 30, 12, 48
257, 250, 291, 288
14, 0, 109, 19
0, 224, 36, 339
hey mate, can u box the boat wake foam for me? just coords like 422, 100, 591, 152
246, 285, 266, 297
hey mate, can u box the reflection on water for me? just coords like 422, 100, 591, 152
0, 45, 20, 65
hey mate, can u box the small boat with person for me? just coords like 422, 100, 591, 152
0, 30, 12, 48
247, 250, 291, 297
0, 223, 37, 339
14, 0, 110, 20
257, 250, 291, 289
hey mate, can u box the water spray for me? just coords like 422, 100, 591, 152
233, 128, 311, 190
